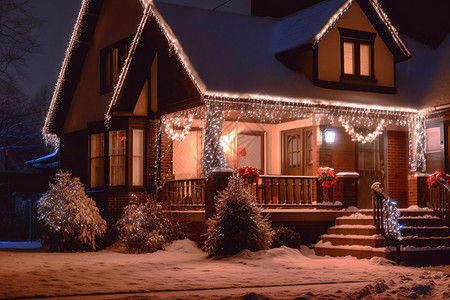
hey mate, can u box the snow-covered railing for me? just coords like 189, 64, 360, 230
164, 178, 205, 209
371, 182, 402, 261
429, 178, 450, 226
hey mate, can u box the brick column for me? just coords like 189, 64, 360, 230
408, 172, 429, 207
204, 168, 233, 220
337, 172, 359, 207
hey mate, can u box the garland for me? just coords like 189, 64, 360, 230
339, 118, 385, 143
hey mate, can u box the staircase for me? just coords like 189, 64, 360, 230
314, 210, 450, 264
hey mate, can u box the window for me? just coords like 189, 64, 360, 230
109, 130, 126, 186
339, 28, 375, 80
307, 131, 313, 165
100, 37, 131, 93
90, 133, 104, 188
132, 129, 144, 186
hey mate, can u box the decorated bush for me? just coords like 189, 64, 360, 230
204, 170, 273, 257
115, 195, 184, 254
37, 171, 107, 251
270, 227, 301, 249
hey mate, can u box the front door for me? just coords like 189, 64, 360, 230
282, 128, 313, 175
357, 135, 385, 208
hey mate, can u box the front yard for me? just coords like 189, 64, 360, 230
0, 240, 449, 299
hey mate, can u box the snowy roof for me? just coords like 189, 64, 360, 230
273, 0, 349, 53
45, 0, 449, 135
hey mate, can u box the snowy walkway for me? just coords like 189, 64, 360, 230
0, 240, 449, 299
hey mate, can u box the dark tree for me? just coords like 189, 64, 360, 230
204, 170, 273, 257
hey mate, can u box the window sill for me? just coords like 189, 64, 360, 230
340, 74, 377, 84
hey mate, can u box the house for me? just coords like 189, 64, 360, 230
43, 0, 449, 255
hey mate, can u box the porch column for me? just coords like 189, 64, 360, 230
205, 168, 233, 220
408, 172, 429, 207
202, 102, 232, 219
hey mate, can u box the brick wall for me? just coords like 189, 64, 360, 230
387, 131, 409, 207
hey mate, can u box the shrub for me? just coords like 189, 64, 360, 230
37, 171, 107, 251
270, 227, 301, 249
204, 170, 273, 257
115, 195, 184, 254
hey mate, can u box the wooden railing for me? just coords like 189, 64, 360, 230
164, 178, 206, 209
371, 182, 401, 262
164, 175, 342, 209
429, 178, 450, 226
257, 175, 317, 206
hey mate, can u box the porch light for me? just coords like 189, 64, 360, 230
324, 129, 336, 144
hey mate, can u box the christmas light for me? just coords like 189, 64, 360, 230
382, 197, 402, 241
339, 117, 385, 143
163, 114, 194, 141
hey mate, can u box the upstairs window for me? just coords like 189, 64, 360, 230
339, 28, 376, 81
100, 37, 132, 93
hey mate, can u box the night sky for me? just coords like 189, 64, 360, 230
21, 0, 80, 97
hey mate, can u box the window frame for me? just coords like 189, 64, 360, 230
109, 130, 127, 187
339, 28, 376, 83
100, 36, 132, 94
89, 133, 105, 189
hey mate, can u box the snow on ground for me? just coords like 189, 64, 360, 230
0, 240, 449, 300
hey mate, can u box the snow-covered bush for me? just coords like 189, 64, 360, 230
37, 171, 107, 251
204, 170, 273, 257
270, 227, 301, 249
115, 195, 185, 254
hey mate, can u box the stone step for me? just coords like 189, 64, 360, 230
398, 216, 444, 227
320, 234, 387, 247
400, 226, 450, 237
328, 225, 377, 236
398, 210, 437, 217
313, 241, 388, 260
335, 217, 373, 226
401, 236, 450, 247
395, 247, 450, 265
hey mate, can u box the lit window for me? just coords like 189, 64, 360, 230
343, 42, 354, 75
339, 28, 375, 80
109, 130, 126, 186
132, 129, 144, 186
360, 44, 371, 76
100, 37, 131, 93
90, 133, 104, 188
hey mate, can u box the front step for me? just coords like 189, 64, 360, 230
328, 225, 377, 236
400, 226, 450, 237
401, 236, 450, 247
320, 234, 386, 247
314, 211, 450, 264
398, 216, 443, 227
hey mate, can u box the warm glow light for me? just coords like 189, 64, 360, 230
324, 130, 336, 144
220, 132, 236, 153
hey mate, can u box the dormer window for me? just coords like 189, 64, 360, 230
100, 37, 132, 94
339, 28, 376, 82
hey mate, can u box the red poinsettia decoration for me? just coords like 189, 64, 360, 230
427, 171, 450, 189
238, 166, 259, 184
317, 167, 337, 188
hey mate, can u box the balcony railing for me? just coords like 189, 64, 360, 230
429, 179, 450, 226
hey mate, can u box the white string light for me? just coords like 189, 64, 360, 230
339, 117, 385, 143
382, 197, 403, 241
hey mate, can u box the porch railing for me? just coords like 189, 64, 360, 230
429, 178, 450, 225
257, 175, 317, 206
371, 182, 401, 261
164, 175, 332, 208
164, 178, 206, 209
